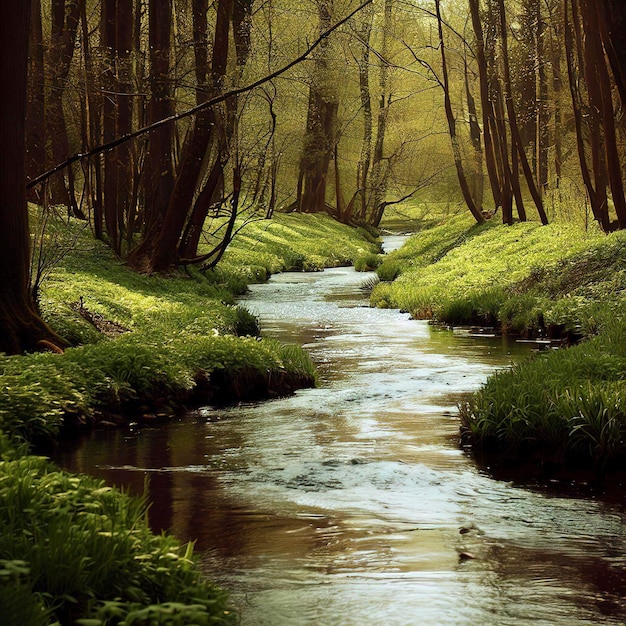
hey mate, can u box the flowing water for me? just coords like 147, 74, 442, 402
56, 236, 626, 625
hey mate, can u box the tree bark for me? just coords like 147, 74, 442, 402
142, 0, 175, 239
296, 0, 338, 216
47, 0, 81, 216
0, 1, 66, 355
147, 0, 233, 272
497, 0, 548, 224
26, 0, 46, 202
435, 0, 485, 224
469, 0, 502, 211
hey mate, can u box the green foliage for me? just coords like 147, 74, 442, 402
217, 213, 380, 279
372, 218, 624, 338
377, 212, 626, 467
460, 320, 626, 462
354, 252, 382, 272
0, 457, 234, 625
0, 212, 372, 450
435, 287, 506, 326
0, 212, 365, 624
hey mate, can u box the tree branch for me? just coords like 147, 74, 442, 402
28, 0, 373, 190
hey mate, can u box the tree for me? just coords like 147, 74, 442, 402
435, 0, 485, 224
295, 0, 339, 215
0, 1, 65, 355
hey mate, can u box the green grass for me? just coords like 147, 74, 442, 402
3, 211, 376, 447
460, 319, 626, 465
215, 213, 380, 279
0, 209, 377, 625
371, 216, 621, 333
0, 455, 234, 625
374, 212, 626, 471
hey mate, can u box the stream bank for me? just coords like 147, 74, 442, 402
55, 243, 626, 625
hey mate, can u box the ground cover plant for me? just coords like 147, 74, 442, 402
0, 452, 235, 625
374, 211, 626, 475
0, 210, 378, 625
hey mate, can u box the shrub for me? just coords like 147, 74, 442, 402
354, 252, 382, 272
0, 457, 235, 625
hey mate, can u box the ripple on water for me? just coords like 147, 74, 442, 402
55, 259, 626, 626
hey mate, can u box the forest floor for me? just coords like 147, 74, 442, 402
0, 210, 378, 625
374, 206, 626, 486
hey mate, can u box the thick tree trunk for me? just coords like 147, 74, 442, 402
571, 0, 610, 230
497, 0, 548, 224
142, 0, 175, 239
147, 0, 233, 272
591, 1, 626, 228
26, 0, 46, 202
602, 0, 626, 109
297, 0, 338, 216
0, 1, 66, 355
47, 0, 81, 216
469, 0, 502, 212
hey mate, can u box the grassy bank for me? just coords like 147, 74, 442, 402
372, 213, 626, 477
1, 211, 378, 624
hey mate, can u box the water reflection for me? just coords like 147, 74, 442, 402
55, 261, 626, 625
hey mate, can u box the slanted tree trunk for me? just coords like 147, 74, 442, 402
178, 0, 253, 261
0, 1, 66, 355
590, 0, 626, 228
568, 0, 610, 230
435, 0, 485, 224
602, 0, 626, 109
146, 0, 233, 272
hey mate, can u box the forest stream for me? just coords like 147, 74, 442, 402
55, 236, 626, 625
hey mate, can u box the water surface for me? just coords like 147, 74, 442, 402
56, 245, 626, 625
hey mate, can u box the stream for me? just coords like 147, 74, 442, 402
56, 236, 626, 625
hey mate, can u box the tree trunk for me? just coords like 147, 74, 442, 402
147, 0, 233, 272
435, 0, 485, 224
142, 0, 175, 239
296, 0, 338, 216
602, 0, 626, 109
26, 0, 46, 202
591, 1, 626, 228
0, 1, 66, 355
535, 0, 549, 194
469, 0, 502, 212
497, 0, 548, 224
47, 0, 81, 216
368, 0, 393, 225
355, 2, 373, 221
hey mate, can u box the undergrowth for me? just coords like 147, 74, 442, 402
460, 318, 626, 465
0, 210, 376, 625
375, 213, 626, 470
0, 455, 234, 625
